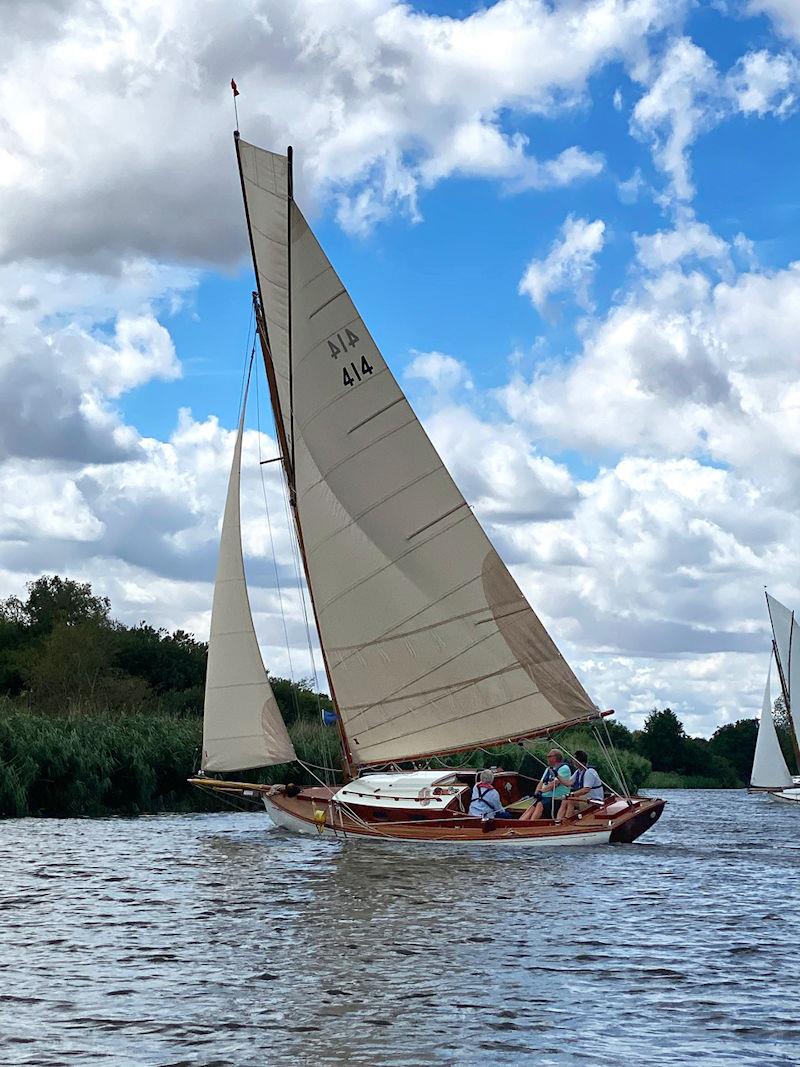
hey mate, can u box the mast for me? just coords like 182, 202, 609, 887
235, 133, 354, 778
765, 591, 800, 773
287, 145, 295, 486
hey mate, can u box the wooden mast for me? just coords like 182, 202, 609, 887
234, 133, 354, 779
765, 592, 800, 773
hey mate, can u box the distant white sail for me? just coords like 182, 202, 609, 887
236, 137, 599, 768
751, 662, 793, 789
201, 382, 296, 772
766, 592, 800, 755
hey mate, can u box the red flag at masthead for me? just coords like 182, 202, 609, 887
231, 78, 239, 97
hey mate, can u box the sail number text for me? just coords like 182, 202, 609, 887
327, 328, 374, 389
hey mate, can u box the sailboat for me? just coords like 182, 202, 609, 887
189, 134, 665, 845
749, 593, 800, 803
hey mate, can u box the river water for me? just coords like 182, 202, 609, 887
1, 789, 797, 1066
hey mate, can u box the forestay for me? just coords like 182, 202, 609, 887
201, 381, 296, 772
751, 662, 793, 789
238, 138, 598, 767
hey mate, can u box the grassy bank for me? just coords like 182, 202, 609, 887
0, 705, 655, 818
0, 708, 347, 818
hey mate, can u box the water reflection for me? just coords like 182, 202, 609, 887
1, 792, 798, 1065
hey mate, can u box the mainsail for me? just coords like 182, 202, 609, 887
765, 592, 800, 759
750, 662, 793, 789
238, 136, 598, 768
201, 378, 296, 772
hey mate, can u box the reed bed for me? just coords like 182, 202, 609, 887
0, 701, 651, 818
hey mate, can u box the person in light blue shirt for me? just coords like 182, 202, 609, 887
519, 748, 571, 822
469, 769, 513, 819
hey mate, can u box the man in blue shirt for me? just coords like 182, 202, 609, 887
556, 750, 604, 823
469, 769, 513, 818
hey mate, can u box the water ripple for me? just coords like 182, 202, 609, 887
1, 790, 798, 1065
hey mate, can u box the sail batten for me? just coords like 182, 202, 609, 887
201, 377, 296, 773
238, 137, 599, 767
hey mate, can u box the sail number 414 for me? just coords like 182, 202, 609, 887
327, 328, 374, 388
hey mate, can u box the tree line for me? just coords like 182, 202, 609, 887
0, 575, 783, 817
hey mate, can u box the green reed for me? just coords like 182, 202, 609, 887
0, 702, 654, 818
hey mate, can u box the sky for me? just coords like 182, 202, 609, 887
2, 0, 800, 737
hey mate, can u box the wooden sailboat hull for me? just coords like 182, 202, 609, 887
262, 788, 665, 846
749, 786, 800, 804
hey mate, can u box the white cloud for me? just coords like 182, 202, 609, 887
0, 261, 191, 464
503, 250, 800, 491
424, 405, 579, 524
634, 215, 730, 272
519, 215, 606, 314
749, 0, 800, 43
405, 351, 473, 394
0, 0, 680, 262
632, 38, 800, 204
632, 37, 720, 202
617, 167, 645, 203
727, 49, 800, 116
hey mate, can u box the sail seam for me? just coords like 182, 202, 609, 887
327, 603, 528, 655
296, 368, 394, 444
347, 660, 531, 714
324, 574, 485, 667
345, 625, 506, 728
298, 410, 418, 495
354, 693, 545, 756
306, 464, 445, 559
250, 222, 289, 254
317, 510, 473, 614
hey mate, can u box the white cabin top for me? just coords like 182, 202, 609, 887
333, 770, 468, 810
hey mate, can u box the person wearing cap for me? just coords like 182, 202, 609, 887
468, 769, 513, 819
519, 748, 571, 822
556, 750, 604, 823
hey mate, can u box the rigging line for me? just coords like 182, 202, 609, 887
294, 760, 395, 838
278, 445, 326, 717
528, 731, 624, 801
272, 424, 331, 781
254, 353, 302, 725
599, 719, 632, 797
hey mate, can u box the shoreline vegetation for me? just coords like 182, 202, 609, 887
0, 576, 789, 818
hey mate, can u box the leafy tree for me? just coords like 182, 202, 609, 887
0, 615, 26, 695
113, 623, 207, 694
637, 708, 687, 772
4, 575, 111, 635
708, 719, 758, 783
16, 621, 151, 715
